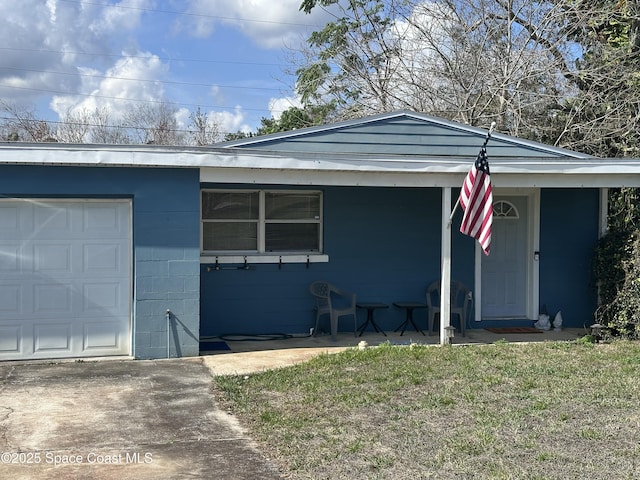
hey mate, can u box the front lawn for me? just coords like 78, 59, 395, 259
214, 340, 640, 479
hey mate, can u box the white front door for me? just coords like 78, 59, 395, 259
481, 196, 529, 318
0, 199, 132, 360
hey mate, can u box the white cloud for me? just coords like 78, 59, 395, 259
0, 0, 159, 113
269, 96, 302, 119
88, 0, 155, 36
50, 53, 169, 120
175, 107, 191, 129
216, 107, 252, 134
209, 85, 223, 102
0, 1, 83, 103
180, 0, 337, 49
0, 0, 317, 133
46, 0, 57, 23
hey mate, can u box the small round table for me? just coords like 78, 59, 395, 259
356, 303, 388, 336
393, 302, 427, 336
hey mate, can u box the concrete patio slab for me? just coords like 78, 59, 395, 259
200, 328, 586, 376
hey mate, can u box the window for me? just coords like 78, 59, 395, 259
201, 190, 322, 254
493, 200, 519, 219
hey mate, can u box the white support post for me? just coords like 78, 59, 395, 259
599, 188, 609, 238
597, 188, 609, 306
441, 187, 452, 345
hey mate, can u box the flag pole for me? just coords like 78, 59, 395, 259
442, 122, 496, 344
448, 122, 496, 224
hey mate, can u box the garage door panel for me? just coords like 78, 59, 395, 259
35, 204, 72, 234
82, 282, 123, 312
84, 244, 124, 273
0, 284, 21, 313
0, 325, 22, 354
0, 244, 21, 271
34, 244, 72, 273
33, 283, 73, 314
83, 321, 126, 351
33, 323, 72, 352
0, 199, 132, 360
83, 204, 126, 234
0, 205, 20, 234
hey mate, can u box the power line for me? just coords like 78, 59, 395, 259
0, 114, 236, 137
0, 47, 290, 68
57, 0, 323, 28
0, 83, 289, 115
0, 66, 290, 93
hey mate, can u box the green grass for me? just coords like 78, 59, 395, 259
214, 340, 640, 479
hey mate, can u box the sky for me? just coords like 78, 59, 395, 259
0, 0, 339, 136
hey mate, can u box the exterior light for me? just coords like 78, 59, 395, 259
444, 326, 456, 345
590, 323, 604, 343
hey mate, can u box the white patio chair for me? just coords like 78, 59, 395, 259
426, 280, 470, 337
309, 281, 357, 340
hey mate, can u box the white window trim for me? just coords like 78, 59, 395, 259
200, 189, 327, 264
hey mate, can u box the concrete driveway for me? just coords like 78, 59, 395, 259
0, 358, 281, 480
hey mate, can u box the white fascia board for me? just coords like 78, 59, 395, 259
200, 167, 464, 187
201, 155, 640, 188
0, 144, 216, 167
490, 158, 640, 174
201, 167, 640, 188
196, 150, 640, 176
492, 174, 640, 188
3, 144, 640, 187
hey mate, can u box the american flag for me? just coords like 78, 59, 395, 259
459, 146, 493, 255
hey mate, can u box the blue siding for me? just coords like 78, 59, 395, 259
0, 165, 201, 359
539, 189, 599, 328
200, 186, 475, 336
227, 116, 570, 158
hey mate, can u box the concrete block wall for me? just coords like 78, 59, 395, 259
133, 248, 201, 359
130, 169, 201, 359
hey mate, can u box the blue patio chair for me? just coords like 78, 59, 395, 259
309, 281, 357, 340
426, 280, 470, 337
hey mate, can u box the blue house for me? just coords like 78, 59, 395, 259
0, 110, 638, 361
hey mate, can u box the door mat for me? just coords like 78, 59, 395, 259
199, 341, 231, 351
485, 327, 542, 334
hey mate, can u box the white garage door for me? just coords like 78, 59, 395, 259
0, 199, 132, 360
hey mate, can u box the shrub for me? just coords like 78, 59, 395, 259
593, 188, 640, 338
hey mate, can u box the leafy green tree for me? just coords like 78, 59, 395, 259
224, 131, 254, 141
256, 105, 335, 135
593, 187, 640, 337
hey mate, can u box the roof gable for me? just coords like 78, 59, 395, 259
219, 110, 590, 159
